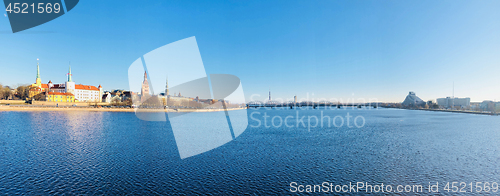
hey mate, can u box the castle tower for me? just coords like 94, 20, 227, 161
65, 65, 75, 95
98, 85, 103, 102
68, 65, 72, 82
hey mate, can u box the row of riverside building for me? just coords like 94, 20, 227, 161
28, 62, 103, 103
402, 91, 470, 108
129, 71, 231, 107
402, 91, 500, 112
27, 61, 235, 106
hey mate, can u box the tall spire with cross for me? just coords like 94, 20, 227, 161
36, 59, 40, 79
35, 58, 41, 85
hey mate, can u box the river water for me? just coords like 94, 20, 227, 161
0, 108, 499, 195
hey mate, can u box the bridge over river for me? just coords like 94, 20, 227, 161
246, 102, 380, 109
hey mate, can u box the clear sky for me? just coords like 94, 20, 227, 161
0, 0, 499, 102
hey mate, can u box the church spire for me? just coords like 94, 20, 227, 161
36, 59, 40, 79
141, 71, 150, 100
35, 58, 42, 85
165, 76, 169, 96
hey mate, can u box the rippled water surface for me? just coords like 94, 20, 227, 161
1, 108, 499, 195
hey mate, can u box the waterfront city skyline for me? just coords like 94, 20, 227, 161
1, 1, 500, 195
0, 0, 499, 102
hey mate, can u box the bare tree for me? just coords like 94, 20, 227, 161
0, 84, 4, 100
16, 85, 30, 100
0, 84, 14, 100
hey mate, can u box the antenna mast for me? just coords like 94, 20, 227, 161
452, 82, 455, 109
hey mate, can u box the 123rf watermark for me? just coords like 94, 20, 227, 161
290, 181, 499, 193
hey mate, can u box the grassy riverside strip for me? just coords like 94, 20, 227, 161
0, 105, 246, 113
417, 108, 499, 116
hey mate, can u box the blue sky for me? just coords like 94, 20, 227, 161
0, 0, 499, 102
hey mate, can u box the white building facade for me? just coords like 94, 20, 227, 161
45, 66, 103, 102
437, 97, 470, 108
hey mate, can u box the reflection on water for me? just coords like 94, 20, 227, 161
0, 109, 499, 195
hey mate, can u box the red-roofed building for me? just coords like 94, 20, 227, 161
28, 62, 103, 102
72, 84, 103, 102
